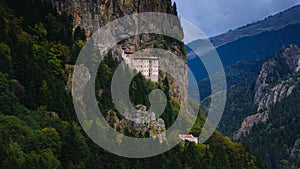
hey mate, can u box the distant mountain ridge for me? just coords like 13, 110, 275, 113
210, 5, 300, 47
188, 4, 300, 61
188, 22, 300, 85
188, 4, 300, 87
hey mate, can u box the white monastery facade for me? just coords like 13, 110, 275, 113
122, 49, 159, 82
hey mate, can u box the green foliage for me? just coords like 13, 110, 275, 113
0, 73, 26, 115
1, 142, 26, 169
195, 59, 264, 136
129, 72, 157, 107
241, 84, 300, 169
218, 47, 300, 168
48, 42, 68, 75
73, 27, 86, 42
0, 1, 263, 169
0, 43, 12, 74
60, 122, 91, 168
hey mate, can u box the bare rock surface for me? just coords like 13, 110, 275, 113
233, 45, 300, 140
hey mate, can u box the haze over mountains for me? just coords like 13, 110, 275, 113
188, 5, 300, 97
210, 5, 300, 48
188, 5, 300, 65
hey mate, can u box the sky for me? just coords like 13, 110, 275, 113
173, 0, 300, 38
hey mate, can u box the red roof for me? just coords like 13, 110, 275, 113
179, 134, 196, 139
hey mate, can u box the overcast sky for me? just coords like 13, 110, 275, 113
173, 0, 300, 38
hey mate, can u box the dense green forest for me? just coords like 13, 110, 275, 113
217, 47, 300, 168
0, 0, 264, 168
242, 84, 300, 169
237, 50, 300, 169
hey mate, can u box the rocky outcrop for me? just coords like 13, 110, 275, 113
51, 0, 183, 60
283, 45, 300, 72
254, 45, 300, 109
52, 0, 178, 37
106, 105, 167, 143
55, 0, 188, 106
53, 0, 183, 60
256, 78, 296, 111
253, 59, 276, 107
71, 64, 91, 106
232, 111, 269, 140
65, 64, 74, 91
233, 45, 300, 140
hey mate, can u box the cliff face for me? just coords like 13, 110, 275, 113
52, 0, 177, 37
52, 0, 183, 57
233, 45, 300, 140
254, 45, 300, 110
58, 0, 189, 113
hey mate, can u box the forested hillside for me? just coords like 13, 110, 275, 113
0, 0, 264, 168
242, 84, 300, 169
235, 46, 300, 169
212, 45, 300, 168
188, 21, 300, 138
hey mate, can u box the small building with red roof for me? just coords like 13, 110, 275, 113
179, 134, 198, 144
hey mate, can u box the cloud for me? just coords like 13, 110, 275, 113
174, 0, 300, 37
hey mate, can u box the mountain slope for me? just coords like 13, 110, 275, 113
233, 45, 300, 140
186, 4, 300, 169
0, 0, 264, 169
230, 45, 300, 169
242, 82, 300, 169
188, 5, 300, 83
188, 22, 300, 100
210, 5, 300, 48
